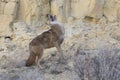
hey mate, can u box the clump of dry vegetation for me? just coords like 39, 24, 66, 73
75, 47, 120, 80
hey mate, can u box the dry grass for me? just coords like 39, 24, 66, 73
74, 47, 120, 80
0, 41, 120, 80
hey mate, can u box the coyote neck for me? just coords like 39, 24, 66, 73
50, 21, 65, 35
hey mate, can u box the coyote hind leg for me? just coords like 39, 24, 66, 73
35, 46, 44, 68
26, 45, 43, 67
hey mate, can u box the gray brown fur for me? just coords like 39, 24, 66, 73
26, 14, 64, 67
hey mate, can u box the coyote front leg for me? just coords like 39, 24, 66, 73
55, 43, 64, 62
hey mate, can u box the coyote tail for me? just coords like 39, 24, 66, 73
26, 52, 36, 66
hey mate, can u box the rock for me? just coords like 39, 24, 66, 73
51, 0, 64, 22
45, 71, 79, 80
0, 1, 6, 14
12, 22, 34, 48
10, 0, 19, 2
0, 0, 120, 26
71, 0, 90, 19
4, 1, 18, 19
0, 0, 18, 36
17, 0, 50, 25
87, 0, 104, 19
67, 17, 75, 23
9, 75, 20, 80
104, 0, 120, 22
13, 22, 31, 33
0, 15, 13, 36
110, 27, 120, 41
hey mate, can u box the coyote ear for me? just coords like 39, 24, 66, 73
54, 15, 57, 20
47, 14, 51, 19
47, 14, 52, 21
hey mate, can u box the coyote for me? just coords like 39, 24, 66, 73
26, 14, 65, 68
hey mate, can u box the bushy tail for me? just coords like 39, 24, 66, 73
26, 52, 36, 67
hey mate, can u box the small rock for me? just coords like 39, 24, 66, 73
9, 75, 20, 80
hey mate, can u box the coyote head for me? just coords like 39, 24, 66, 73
47, 14, 57, 22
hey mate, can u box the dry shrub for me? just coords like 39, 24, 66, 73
74, 47, 120, 80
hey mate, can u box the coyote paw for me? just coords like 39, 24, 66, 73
37, 64, 44, 69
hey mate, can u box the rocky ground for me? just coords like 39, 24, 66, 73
0, 20, 120, 80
